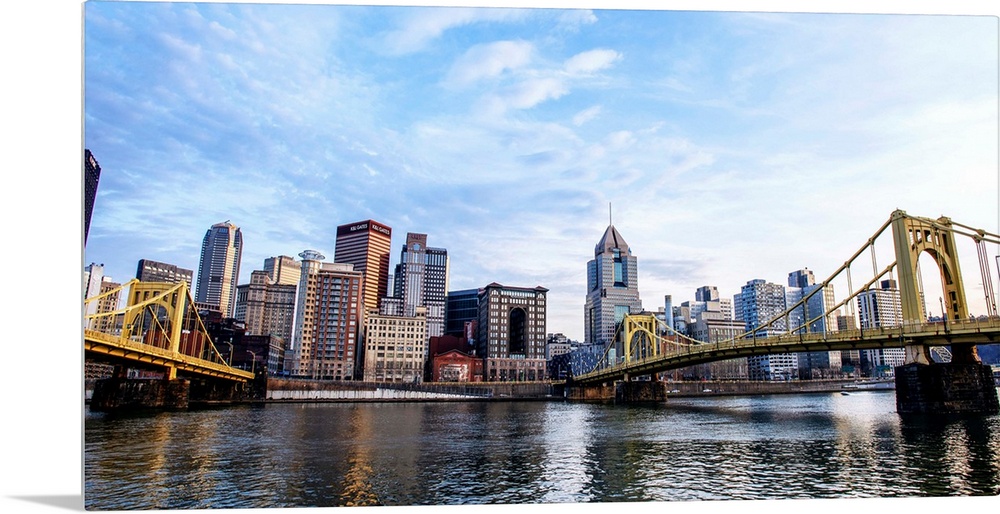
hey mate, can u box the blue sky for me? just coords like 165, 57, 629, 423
81, 2, 998, 343
4, 1, 999, 511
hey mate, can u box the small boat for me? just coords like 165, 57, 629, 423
840, 391, 850, 396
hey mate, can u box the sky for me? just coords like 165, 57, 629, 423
4, 1, 1000, 512
80, 1, 999, 342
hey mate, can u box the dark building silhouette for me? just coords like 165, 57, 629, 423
84, 149, 101, 245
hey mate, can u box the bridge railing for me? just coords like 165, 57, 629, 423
84, 328, 254, 380
577, 316, 1000, 382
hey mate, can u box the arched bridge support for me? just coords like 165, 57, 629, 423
890, 211, 997, 415
891, 210, 977, 364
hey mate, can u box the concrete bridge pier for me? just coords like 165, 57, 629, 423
90, 377, 191, 411
895, 350, 999, 415
89, 366, 257, 412
564, 380, 667, 403
615, 380, 667, 403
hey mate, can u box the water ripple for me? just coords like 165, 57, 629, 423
85, 393, 1000, 509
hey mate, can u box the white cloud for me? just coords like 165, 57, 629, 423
564, 48, 621, 74
572, 105, 602, 126
557, 9, 598, 31
381, 7, 528, 55
445, 40, 535, 87
500, 77, 569, 110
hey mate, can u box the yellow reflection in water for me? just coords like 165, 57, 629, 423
339, 406, 381, 507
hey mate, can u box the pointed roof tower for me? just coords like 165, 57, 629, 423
595, 225, 630, 257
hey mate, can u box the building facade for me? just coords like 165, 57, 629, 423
477, 283, 548, 381
334, 219, 392, 314
431, 349, 483, 382
288, 250, 364, 380
584, 224, 642, 351
785, 268, 842, 378
263, 255, 301, 286
857, 279, 906, 377
363, 308, 427, 383
736, 279, 798, 380
234, 269, 297, 343
136, 259, 194, 289
195, 221, 243, 317
387, 232, 449, 340
84, 149, 101, 245
445, 288, 480, 337
84, 263, 121, 333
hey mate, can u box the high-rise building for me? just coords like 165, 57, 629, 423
195, 221, 243, 317
84, 263, 121, 331
785, 268, 841, 378
84, 149, 101, 245
263, 255, 301, 286
477, 283, 549, 381
584, 224, 642, 348
234, 270, 297, 343
334, 220, 392, 314
385, 233, 449, 340
858, 279, 903, 329
136, 259, 194, 289
736, 278, 797, 380
857, 279, 906, 377
363, 308, 427, 383
288, 250, 364, 380
445, 288, 480, 337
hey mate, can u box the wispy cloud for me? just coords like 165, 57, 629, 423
82, 4, 999, 339
445, 40, 535, 87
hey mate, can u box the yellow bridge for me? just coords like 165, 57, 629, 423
574, 209, 1000, 386
84, 280, 254, 383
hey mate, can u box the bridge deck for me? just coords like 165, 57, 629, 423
85, 329, 255, 382
574, 318, 1000, 385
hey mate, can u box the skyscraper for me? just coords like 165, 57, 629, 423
84, 149, 101, 245
234, 269, 297, 344
735, 278, 798, 381
263, 255, 301, 286
387, 232, 449, 338
857, 279, 906, 377
584, 224, 642, 347
288, 250, 364, 380
785, 268, 841, 379
445, 288, 480, 337
334, 220, 392, 314
195, 221, 243, 317
477, 283, 549, 381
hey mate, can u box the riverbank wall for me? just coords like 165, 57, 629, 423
264, 377, 557, 402
661, 378, 893, 397
265, 377, 886, 403
86, 377, 891, 407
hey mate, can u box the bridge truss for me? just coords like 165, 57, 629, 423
574, 210, 1000, 384
84, 280, 254, 382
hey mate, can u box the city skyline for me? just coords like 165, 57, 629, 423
82, 2, 999, 342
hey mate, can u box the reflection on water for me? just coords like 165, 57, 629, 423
85, 391, 1000, 509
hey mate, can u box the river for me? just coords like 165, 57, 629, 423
84, 390, 1000, 510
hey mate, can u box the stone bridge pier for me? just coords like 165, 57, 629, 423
895, 350, 999, 415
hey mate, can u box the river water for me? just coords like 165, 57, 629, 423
84, 390, 1000, 510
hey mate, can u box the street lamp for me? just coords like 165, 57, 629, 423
247, 350, 257, 374
223, 342, 234, 365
